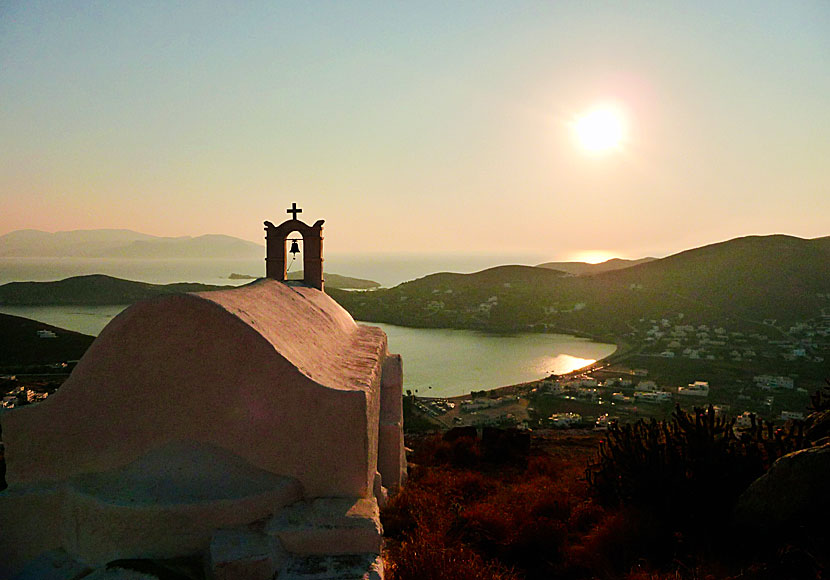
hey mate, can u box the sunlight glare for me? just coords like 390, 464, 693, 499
540, 354, 596, 375
573, 106, 626, 152
571, 250, 617, 264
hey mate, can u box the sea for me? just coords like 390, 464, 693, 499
0, 256, 616, 398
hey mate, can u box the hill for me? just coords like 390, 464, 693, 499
596, 234, 830, 324
0, 272, 380, 305
0, 275, 231, 305
287, 271, 380, 290
0, 229, 263, 259
536, 257, 656, 276
0, 313, 94, 366
99, 234, 262, 259
328, 235, 830, 339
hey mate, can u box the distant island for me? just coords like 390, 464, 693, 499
0, 271, 381, 307
0, 229, 263, 259
0, 275, 232, 306
229, 271, 380, 290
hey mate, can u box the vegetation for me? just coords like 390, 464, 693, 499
330, 235, 830, 336
0, 274, 232, 306
287, 270, 380, 289
536, 257, 657, 276
0, 313, 94, 367
586, 406, 808, 538
0, 272, 379, 306
383, 429, 598, 580
383, 422, 828, 579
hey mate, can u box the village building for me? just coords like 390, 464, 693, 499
677, 380, 710, 397
635, 380, 658, 392
0, 206, 405, 579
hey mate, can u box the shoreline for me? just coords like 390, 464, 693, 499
418, 339, 628, 403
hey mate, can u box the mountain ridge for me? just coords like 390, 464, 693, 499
329, 234, 830, 337
0, 271, 381, 305
0, 229, 263, 259
536, 257, 657, 276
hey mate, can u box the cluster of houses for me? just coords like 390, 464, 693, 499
538, 374, 712, 407
1, 385, 49, 409
458, 395, 521, 413
535, 373, 806, 424
631, 315, 829, 363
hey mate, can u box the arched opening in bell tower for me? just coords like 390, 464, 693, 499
264, 203, 325, 291
285, 231, 304, 280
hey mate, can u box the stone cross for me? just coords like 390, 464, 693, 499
287, 203, 302, 220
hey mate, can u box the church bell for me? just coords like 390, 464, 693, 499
289, 239, 301, 255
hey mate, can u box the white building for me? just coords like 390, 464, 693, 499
634, 391, 672, 403
677, 380, 710, 397
754, 375, 794, 390
635, 380, 658, 392
549, 412, 582, 428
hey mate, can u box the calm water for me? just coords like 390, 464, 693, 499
371, 322, 615, 397
0, 306, 615, 398
0, 253, 549, 288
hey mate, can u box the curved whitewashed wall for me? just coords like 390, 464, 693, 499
2, 280, 391, 498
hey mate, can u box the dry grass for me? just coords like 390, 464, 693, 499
382, 428, 827, 580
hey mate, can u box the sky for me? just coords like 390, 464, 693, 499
1, 1, 828, 262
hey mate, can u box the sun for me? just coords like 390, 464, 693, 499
571, 250, 617, 264
573, 106, 626, 152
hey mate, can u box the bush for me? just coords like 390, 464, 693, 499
383, 430, 603, 579
586, 405, 808, 538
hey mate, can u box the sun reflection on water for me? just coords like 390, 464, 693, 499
539, 354, 596, 375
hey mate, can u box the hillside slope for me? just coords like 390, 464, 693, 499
536, 257, 656, 276
0, 313, 94, 366
0, 272, 381, 305
0, 275, 231, 305
330, 235, 830, 337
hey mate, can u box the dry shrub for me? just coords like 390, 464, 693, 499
414, 433, 484, 468
383, 430, 604, 579
573, 506, 673, 577
386, 529, 519, 580
568, 500, 605, 533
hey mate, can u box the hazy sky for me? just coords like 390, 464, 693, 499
2, 2, 828, 262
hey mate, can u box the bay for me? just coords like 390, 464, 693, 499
369, 322, 615, 398
0, 304, 615, 398
0, 256, 614, 397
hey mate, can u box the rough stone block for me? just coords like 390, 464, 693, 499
279, 553, 383, 580
734, 442, 830, 535
377, 424, 405, 493
209, 528, 287, 580
266, 498, 382, 556
380, 355, 403, 425
372, 472, 388, 509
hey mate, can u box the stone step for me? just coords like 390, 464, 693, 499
280, 553, 383, 580
265, 497, 382, 556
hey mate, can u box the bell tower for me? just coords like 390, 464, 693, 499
264, 203, 324, 291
